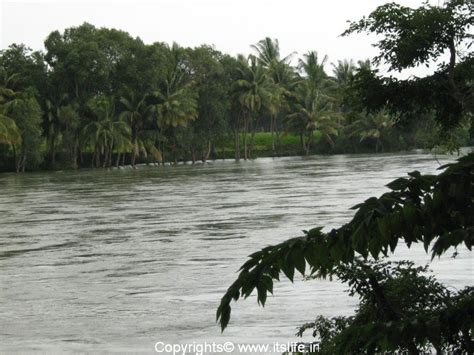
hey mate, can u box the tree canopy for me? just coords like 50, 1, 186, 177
343, 0, 473, 130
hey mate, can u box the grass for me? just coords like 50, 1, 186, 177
216, 131, 323, 158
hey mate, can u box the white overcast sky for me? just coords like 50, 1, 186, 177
1, 0, 442, 75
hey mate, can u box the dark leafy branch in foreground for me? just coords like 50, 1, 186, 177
297, 260, 474, 354
217, 153, 474, 330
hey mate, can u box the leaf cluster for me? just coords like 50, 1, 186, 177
342, 0, 473, 71
217, 153, 474, 330
297, 260, 474, 354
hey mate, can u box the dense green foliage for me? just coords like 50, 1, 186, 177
1, 9, 472, 172
343, 0, 473, 131
297, 261, 474, 354
217, 1, 473, 353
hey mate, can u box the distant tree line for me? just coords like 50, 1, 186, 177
0, 23, 472, 172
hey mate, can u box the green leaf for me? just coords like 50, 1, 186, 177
377, 217, 389, 244
389, 236, 398, 253
368, 236, 381, 259
257, 285, 267, 306
386, 177, 408, 191
261, 275, 273, 294
291, 248, 306, 275
402, 204, 416, 227
281, 260, 295, 282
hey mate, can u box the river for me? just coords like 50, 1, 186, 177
0, 150, 473, 352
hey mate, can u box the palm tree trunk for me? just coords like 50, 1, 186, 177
160, 140, 165, 165
49, 130, 56, 168
96, 146, 101, 168
305, 132, 313, 156
275, 121, 281, 154
108, 144, 113, 167
72, 139, 78, 169
243, 114, 249, 160
274, 113, 281, 154
172, 134, 178, 166
79, 148, 84, 165
103, 147, 108, 168
21, 155, 26, 172
91, 149, 96, 168
249, 115, 260, 159
203, 140, 211, 163
13, 146, 19, 173
131, 142, 137, 168
191, 148, 196, 164
234, 131, 240, 161
271, 114, 275, 155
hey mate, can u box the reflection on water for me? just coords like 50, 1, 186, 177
0, 151, 473, 352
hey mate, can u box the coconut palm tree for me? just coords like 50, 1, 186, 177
330, 59, 356, 115
0, 69, 21, 150
233, 55, 272, 159
44, 93, 69, 167
331, 59, 355, 87
119, 92, 155, 167
0, 107, 21, 147
251, 38, 297, 155
348, 110, 396, 153
83, 96, 131, 167
251, 37, 282, 68
251, 37, 294, 76
154, 69, 198, 164
286, 83, 342, 155
0, 67, 18, 103
266, 83, 287, 154
357, 59, 372, 71
111, 121, 133, 167
155, 85, 197, 128
56, 104, 81, 169
299, 51, 332, 92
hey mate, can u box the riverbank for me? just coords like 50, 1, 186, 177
2, 131, 470, 174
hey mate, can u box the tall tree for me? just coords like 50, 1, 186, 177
232, 55, 271, 159
119, 92, 154, 167
43, 93, 69, 168
298, 51, 331, 92
331, 59, 355, 87
82, 96, 131, 168
287, 83, 341, 154
0, 68, 21, 149
252, 37, 295, 155
186, 46, 231, 162
57, 104, 81, 169
0, 107, 21, 148
348, 110, 396, 153
154, 44, 198, 164
7, 92, 43, 172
